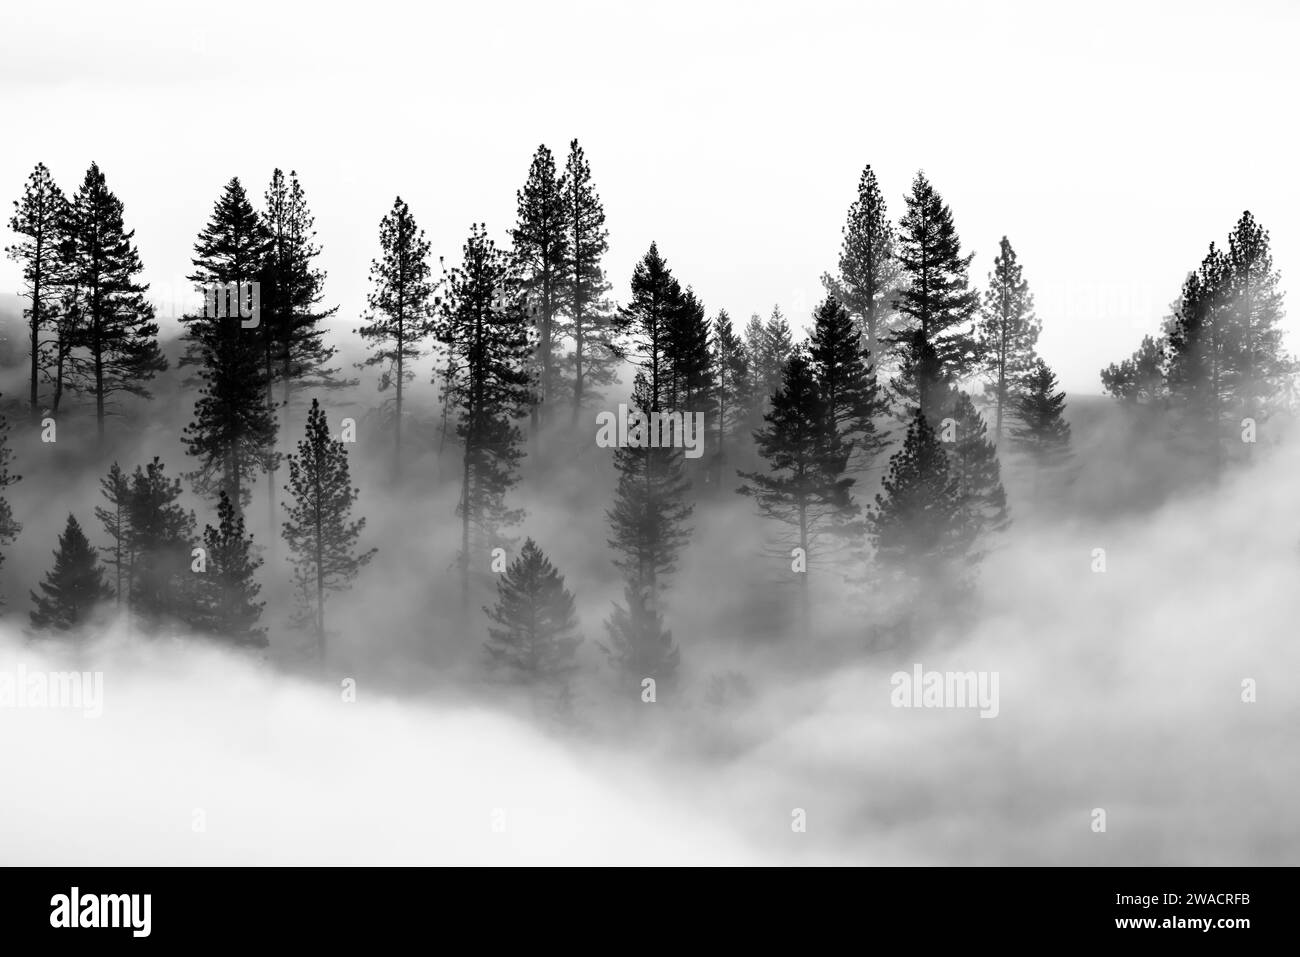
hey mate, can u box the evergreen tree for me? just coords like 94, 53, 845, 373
483, 538, 582, 689
194, 490, 266, 647
708, 309, 751, 486
621, 242, 683, 411
1010, 358, 1072, 472
127, 458, 197, 628
976, 236, 1041, 443
867, 412, 972, 623
437, 224, 534, 607
1101, 333, 1168, 407
94, 462, 132, 608
263, 169, 344, 398
738, 352, 860, 630
356, 196, 436, 480
1223, 211, 1290, 424
180, 179, 277, 514
806, 295, 889, 468
0, 409, 19, 590
890, 172, 979, 419
29, 514, 111, 633
6, 163, 68, 417
64, 163, 167, 439
1165, 245, 1232, 471
667, 286, 714, 414
512, 146, 568, 433
281, 399, 376, 659
605, 373, 695, 600
601, 581, 680, 693
822, 163, 900, 358
944, 390, 1009, 552
557, 139, 621, 420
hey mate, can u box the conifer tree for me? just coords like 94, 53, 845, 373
1165, 245, 1232, 471
822, 163, 900, 358
0, 410, 19, 590
1101, 334, 1168, 407
263, 169, 344, 398
868, 412, 971, 620
1010, 358, 1072, 472
1223, 211, 1289, 424
806, 295, 889, 468
557, 140, 621, 419
127, 458, 197, 628
601, 581, 680, 693
281, 399, 376, 659
667, 286, 714, 414
181, 178, 277, 514
512, 146, 567, 432
605, 374, 694, 599
6, 163, 68, 417
737, 353, 859, 629
621, 242, 683, 411
194, 490, 266, 647
890, 172, 979, 419
94, 462, 132, 607
356, 196, 436, 480
64, 163, 167, 439
944, 390, 1009, 552
976, 236, 1041, 443
709, 309, 751, 485
483, 538, 581, 689
437, 224, 534, 608
29, 514, 111, 633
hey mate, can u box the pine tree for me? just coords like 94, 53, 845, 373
437, 224, 534, 608
1010, 358, 1072, 472
64, 163, 167, 439
944, 390, 1009, 553
557, 139, 621, 420
6, 163, 68, 417
127, 458, 197, 628
621, 242, 684, 411
281, 399, 376, 659
976, 236, 1041, 443
1101, 334, 1167, 407
667, 286, 714, 414
193, 490, 266, 647
29, 514, 111, 633
890, 172, 979, 419
356, 196, 436, 480
483, 538, 581, 690
1223, 211, 1290, 424
0, 409, 19, 591
601, 581, 680, 693
94, 462, 133, 607
868, 412, 971, 623
806, 295, 889, 468
708, 308, 751, 486
264, 169, 344, 398
1165, 245, 1232, 472
180, 178, 277, 514
605, 373, 695, 600
512, 146, 568, 433
822, 163, 900, 358
737, 352, 860, 630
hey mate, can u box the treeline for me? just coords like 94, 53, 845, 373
3, 149, 1288, 705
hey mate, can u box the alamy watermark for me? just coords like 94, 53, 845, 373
890, 663, 999, 718
203, 280, 260, 328
0, 665, 104, 718
595, 405, 705, 459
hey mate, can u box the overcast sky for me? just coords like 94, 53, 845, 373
2, 0, 1296, 394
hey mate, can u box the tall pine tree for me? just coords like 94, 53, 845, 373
483, 538, 582, 693
29, 514, 111, 633
356, 196, 437, 480
890, 172, 979, 420
822, 163, 900, 359
193, 490, 266, 647
976, 236, 1041, 443
806, 295, 889, 469
281, 399, 376, 659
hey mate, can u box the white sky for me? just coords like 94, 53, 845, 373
1, 0, 1296, 394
